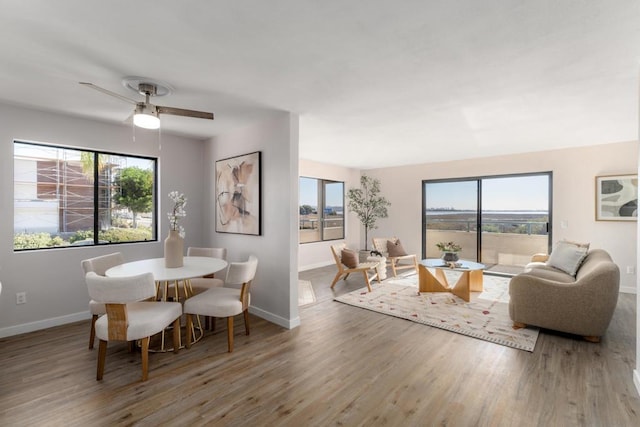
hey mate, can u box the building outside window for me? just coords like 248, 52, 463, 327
299, 177, 344, 243
14, 141, 157, 250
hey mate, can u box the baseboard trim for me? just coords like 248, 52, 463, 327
249, 306, 300, 329
299, 260, 334, 272
619, 286, 637, 294
634, 370, 640, 397
0, 311, 91, 339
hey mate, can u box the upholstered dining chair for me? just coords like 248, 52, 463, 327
183, 255, 258, 353
85, 272, 182, 381
186, 246, 227, 294
329, 243, 380, 292
372, 237, 419, 277
81, 252, 124, 349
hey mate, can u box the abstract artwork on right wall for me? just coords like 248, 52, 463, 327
595, 174, 638, 221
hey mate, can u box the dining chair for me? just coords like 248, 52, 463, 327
184, 255, 258, 353
84, 271, 182, 381
186, 247, 227, 294
81, 252, 125, 349
372, 237, 419, 277
329, 243, 380, 292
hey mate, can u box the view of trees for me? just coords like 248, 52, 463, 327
114, 167, 154, 228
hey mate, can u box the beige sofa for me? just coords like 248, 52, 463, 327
508, 249, 620, 342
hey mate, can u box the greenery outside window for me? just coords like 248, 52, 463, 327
14, 141, 157, 251
299, 177, 344, 243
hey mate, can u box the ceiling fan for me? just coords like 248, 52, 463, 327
79, 77, 214, 129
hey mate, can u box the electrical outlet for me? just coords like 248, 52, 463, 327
16, 292, 26, 305
626, 266, 635, 275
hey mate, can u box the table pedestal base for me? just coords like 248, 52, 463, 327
150, 278, 204, 352
418, 264, 483, 302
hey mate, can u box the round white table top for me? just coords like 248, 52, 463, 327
421, 258, 485, 271
105, 256, 228, 282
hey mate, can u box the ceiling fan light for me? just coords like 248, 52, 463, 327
133, 112, 160, 129
133, 103, 160, 129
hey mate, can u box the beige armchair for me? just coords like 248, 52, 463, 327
509, 249, 620, 342
81, 252, 125, 349
372, 237, 418, 277
184, 255, 258, 353
85, 272, 182, 381
186, 247, 227, 294
330, 243, 380, 292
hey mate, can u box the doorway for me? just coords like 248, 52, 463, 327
423, 172, 552, 275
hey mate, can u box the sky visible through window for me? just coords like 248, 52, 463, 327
299, 177, 343, 207
426, 175, 549, 211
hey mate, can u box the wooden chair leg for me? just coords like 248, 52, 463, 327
512, 322, 527, 330
97, 340, 107, 381
227, 317, 234, 352
243, 310, 250, 335
391, 259, 398, 277
140, 336, 150, 382
362, 271, 372, 292
330, 272, 343, 289
172, 318, 181, 353
88, 315, 98, 349
186, 314, 193, 349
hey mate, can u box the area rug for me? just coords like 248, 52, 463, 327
334, 272, 539, 352
298, 280, 317, 306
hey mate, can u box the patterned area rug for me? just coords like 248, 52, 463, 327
298, 280, 317, 306
334, 272, 539, 352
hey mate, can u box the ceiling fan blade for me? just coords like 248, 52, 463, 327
157, 105, 214, 120
79, 82, 138, 105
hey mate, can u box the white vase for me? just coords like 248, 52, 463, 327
164, 230, 184, 268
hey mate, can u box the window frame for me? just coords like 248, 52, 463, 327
13, 140, 158, 251
299, 176, 345, 244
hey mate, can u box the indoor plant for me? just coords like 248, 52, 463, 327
436, 241, 462, 262
347, 175, 391, 252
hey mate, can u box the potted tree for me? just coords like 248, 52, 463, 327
347, 175, 391, 260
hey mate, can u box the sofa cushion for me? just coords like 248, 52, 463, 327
341, 248, 358, 268
387, 239, 408, 257
547, 240, 589, 276
523, 266, 576, 283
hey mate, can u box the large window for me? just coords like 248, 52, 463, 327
423, 172, 551, 275
14, 141, 157, 251
299, 177, 344, 243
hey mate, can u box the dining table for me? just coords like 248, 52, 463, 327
105, 256, 228, 351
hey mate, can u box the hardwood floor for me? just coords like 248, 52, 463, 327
1, 265, 638, 426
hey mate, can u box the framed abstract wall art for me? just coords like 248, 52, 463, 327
215, 151, 262, 235
595, 174, 638, 221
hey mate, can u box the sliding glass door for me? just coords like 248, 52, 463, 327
424, 179, 479, 261
423, 172, 551, 275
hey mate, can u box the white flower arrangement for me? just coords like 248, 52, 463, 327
168, 191, 187, 238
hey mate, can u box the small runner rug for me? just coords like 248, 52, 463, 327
298, 280, 317, 306
334, 272, 539, 352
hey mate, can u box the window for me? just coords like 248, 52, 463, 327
299, 177, 344, 243
14, 141, 157, 250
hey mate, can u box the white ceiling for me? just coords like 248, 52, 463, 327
1, 1, 639, 169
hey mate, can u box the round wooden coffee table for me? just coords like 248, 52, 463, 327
418, 259, 486, 302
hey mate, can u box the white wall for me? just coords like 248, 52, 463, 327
0, 103, 208, 336
298, 159, 362, 270
365, 140, 639, 293
203, 112, 300, 329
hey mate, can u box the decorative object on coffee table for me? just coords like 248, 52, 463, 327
436, 241, 461, 262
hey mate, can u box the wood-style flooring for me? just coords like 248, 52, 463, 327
0, 265, 638, 426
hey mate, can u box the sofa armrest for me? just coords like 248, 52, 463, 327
509, 265, 620, 337
530, 253, 549, 263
